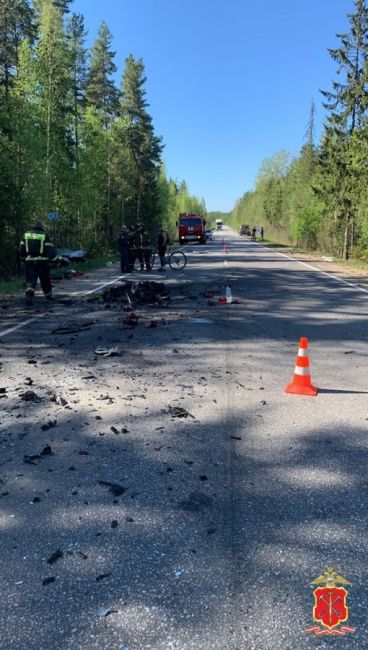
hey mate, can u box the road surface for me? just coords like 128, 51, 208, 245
0, 227, 367, 649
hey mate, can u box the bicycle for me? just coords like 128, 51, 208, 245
150, 246, 187, 272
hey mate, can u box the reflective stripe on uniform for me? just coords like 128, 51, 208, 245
25, 232, 46, 254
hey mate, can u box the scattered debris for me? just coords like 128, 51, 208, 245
94, 347, 121, 357
123, 312, 139, 327
98, 481, 127, 497
111, 520, 119, 529
42, 577, 56, 586
40, 445, 53, 456
47, 548, 63, 564
41, 420, 57, 431
96, 607, 118, 618
50, 393, 68, 406
19, 391, 42, 402
24, 377, 33, 386
167, 406, 194, 419
96, 573, 112, 582
52, 320, 95, 334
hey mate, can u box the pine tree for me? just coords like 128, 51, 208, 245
319, 0, 368, 258
119, 54, 163, 226
85, 21, 118, 126
0, 0, 35, 94
321, 0, 368, 135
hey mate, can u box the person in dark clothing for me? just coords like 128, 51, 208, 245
251, 226, 256, 241
19, 220, 58, 305
117, 225, 130, 273
260, 226, 264, 241
136, 224, 152, 271
128, 224, 137, 272
157, 227, 170, 271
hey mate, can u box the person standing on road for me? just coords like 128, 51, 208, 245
260, 226, 264, 241
251, 226, 256, 241
157, 226, 170, 271
19, 220, 58, 305
136, 224, 152, 271
117, 225, 130, 273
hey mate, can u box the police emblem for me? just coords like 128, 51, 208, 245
306, 567, 356, 636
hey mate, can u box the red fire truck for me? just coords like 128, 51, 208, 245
177, 213, 207, 244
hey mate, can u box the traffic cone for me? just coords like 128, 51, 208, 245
284, 337, 318, 396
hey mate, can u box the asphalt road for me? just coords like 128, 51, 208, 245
0, 227, 367, 649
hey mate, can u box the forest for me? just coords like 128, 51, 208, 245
0, 0, 205, 277
229, 0, 368, 262
2, 1, 368, 280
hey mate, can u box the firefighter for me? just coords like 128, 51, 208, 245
117, 225, 130, 273
19, 220, 58, 305
136, 224, 152, 271
128, 223, 138, 272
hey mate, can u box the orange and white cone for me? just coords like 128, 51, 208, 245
284, 337, 318, 396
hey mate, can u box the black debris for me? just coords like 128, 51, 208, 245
111, 520, 118, 528
96, 573, 111, 582
47, 548, 63, 564
19, 391, 42, 402
41, 420, 57, 431
40, 445, 53, 456
42, 577, 56, 586
98, 481, 127, 497
167, 406, 194, 419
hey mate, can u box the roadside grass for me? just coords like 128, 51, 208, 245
261, 238, 368, 272
0, 254, 119, 297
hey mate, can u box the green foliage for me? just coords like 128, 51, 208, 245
0, 1, 204, 277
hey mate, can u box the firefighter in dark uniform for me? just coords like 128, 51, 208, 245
19, 220, 58, 305
136, 224, 152, 271
117, 225, 130, 273
128, 223, 138, 272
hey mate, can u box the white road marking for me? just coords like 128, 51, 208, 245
0, 315, 44, 338
84, 274, 129, 295
274, 249, 368, 295
0, 273, 130, 338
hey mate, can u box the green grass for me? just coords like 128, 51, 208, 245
0, 277, 24, 297
263, 237, 368, 271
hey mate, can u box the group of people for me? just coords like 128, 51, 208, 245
251, 226, 264, 241
117, 223, 170, 274
18, 219, 171, 306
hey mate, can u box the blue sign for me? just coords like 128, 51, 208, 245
48, 212, 58, 221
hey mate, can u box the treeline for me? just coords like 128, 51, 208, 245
0, 0, 205, 277
230, 0, 368, 261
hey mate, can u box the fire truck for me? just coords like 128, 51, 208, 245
177, 213, 207, 244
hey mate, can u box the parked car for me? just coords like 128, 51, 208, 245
239, 224, 251, 236
205, 228, 213, 240
57, 248, 87, 262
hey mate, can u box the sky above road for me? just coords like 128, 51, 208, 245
72, 0, 355, 212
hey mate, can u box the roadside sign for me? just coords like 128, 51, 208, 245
48, 212, 58, 221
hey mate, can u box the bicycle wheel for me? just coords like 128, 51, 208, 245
150, 251, 156, 269
168, 250, 187, 271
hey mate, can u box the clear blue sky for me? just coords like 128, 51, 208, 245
72, 0, 354, 212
